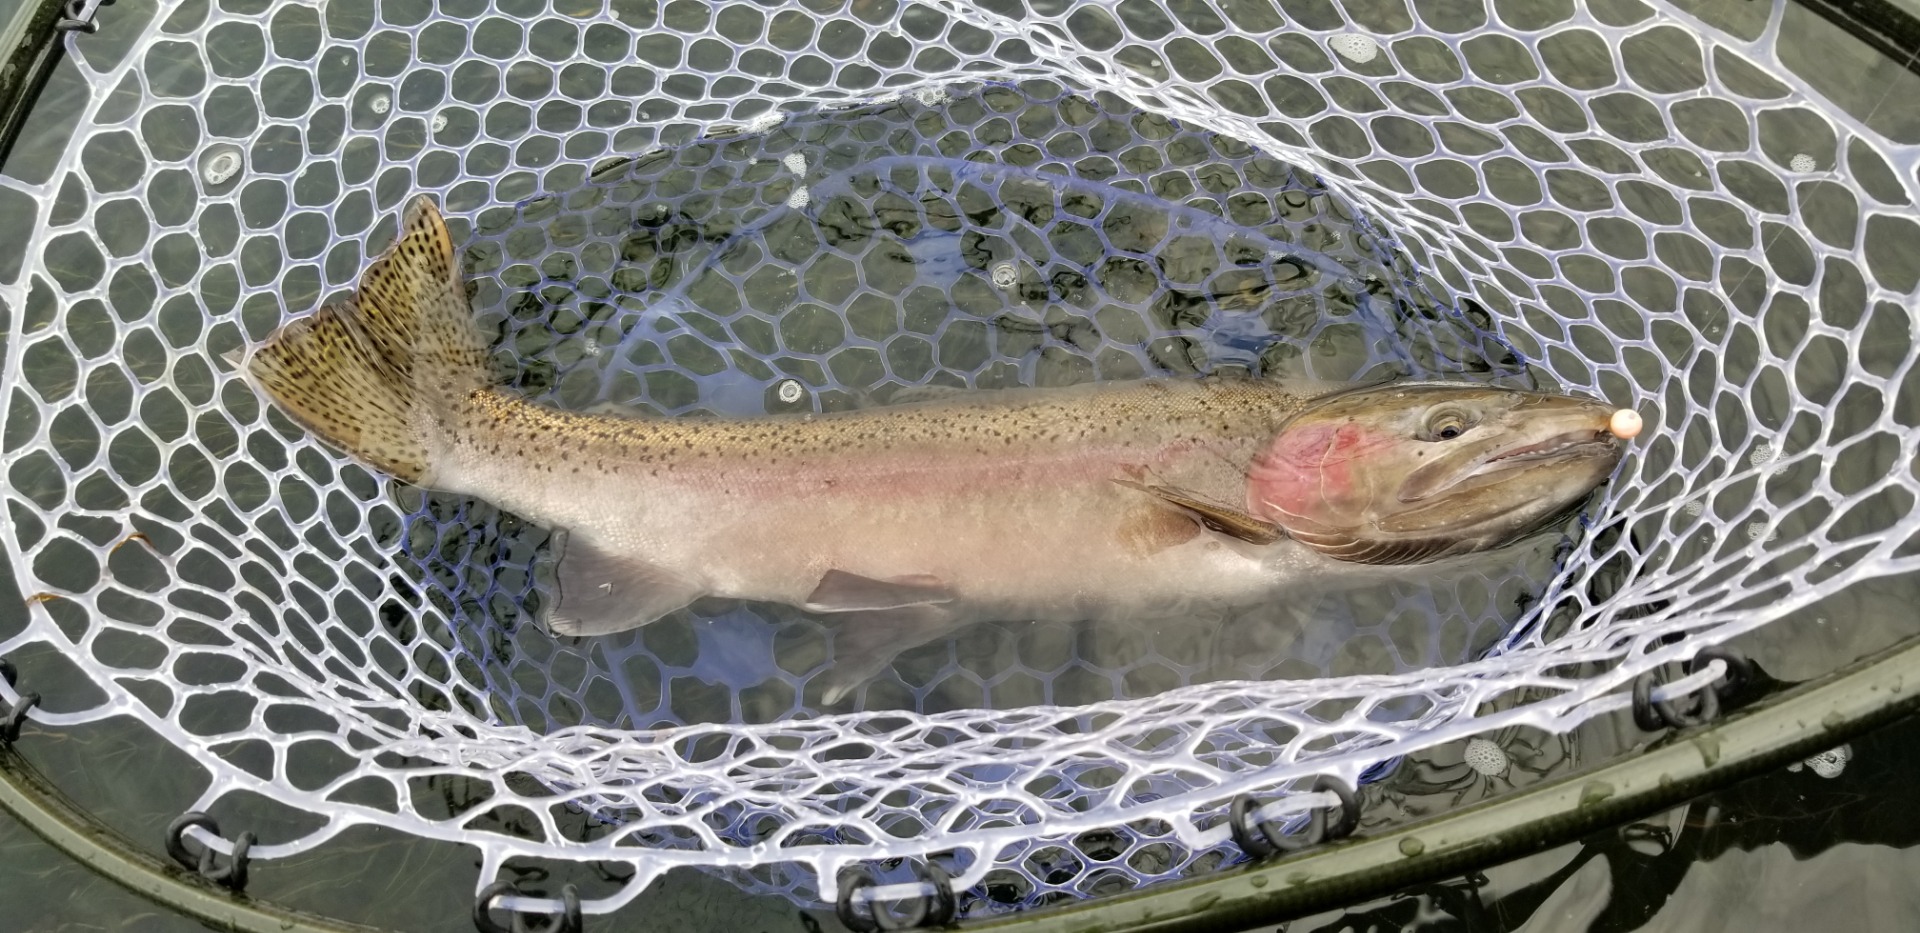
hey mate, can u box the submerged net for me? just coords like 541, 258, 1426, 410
2, 0, 1918, 917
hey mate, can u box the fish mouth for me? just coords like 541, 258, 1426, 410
1400, 423, 1619, 503
1474, 428, 1618, 471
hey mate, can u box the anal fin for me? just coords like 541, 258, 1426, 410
803, 569, 955, 613
546, 531, 703, 637
1113, 479, 1284, 545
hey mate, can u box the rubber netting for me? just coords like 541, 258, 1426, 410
2, 0, 1919, 918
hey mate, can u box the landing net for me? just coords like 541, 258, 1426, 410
2, 0, 1917, 917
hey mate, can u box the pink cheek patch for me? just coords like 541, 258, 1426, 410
1247, 421, 1395, 525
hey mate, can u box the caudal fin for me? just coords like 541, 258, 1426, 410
241, 197, 488, 484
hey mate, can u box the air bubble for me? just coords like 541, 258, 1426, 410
1682, 501, 1705, 517
1330, 34, 1380, 64
431, 113, 448, 133
745, 112, 784, 134
199, 145, 244, 186
781, 153, 808, 174
1744, 521, 1776, 543
1789, 153, 1816, 172
776, 379, 805, 404
786, 186, 811, 209
912, 86, 950, 106
370, 93, 391, 115
1463, 738, 1509, 777
991, 262, 1018, 288
1749, 442, 1786, 476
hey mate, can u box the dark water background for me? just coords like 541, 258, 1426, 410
7, 0, 1920, 928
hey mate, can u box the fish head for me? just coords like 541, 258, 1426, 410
1247, 383, 1626, 563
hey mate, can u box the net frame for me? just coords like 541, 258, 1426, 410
0, 0, 1916, 917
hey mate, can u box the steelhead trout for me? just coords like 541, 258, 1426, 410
241, 197, 1629, 701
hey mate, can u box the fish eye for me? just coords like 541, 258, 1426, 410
1423, 408, 1474, 442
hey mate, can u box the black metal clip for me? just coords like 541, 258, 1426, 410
0, 692, 37, 745
0, 657, 37, 745
55, 0, 116, 34
164, 812, 254, 891
1632, 645, 1753, 732
836, 860, 957, 932
474, 881, 581, 933
1230, 775, 1360, 859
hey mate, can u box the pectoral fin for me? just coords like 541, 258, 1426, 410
803, 569, 955, 613
546, 531, 703, 636
1114, 479, 1284, 546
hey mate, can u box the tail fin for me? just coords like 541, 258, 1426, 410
241, 197, 488, 484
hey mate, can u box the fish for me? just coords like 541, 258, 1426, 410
238, 196, 1629, 703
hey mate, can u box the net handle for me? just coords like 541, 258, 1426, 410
0, 0, 80, 168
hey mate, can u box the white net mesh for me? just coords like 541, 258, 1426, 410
3, 0, 1919, 917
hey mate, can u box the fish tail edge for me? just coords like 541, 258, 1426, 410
240, 195, 488, 485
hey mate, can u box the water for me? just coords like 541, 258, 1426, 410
8, 696, 1920, 932
0, 75, 1579, 926
6, 0, 1920, 927
1, 65, 1615, 926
